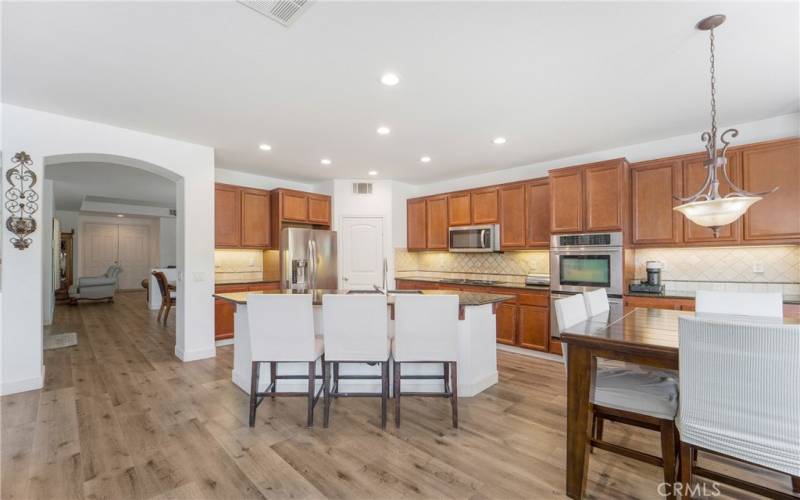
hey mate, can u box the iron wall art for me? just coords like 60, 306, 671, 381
5, 151, 39, 250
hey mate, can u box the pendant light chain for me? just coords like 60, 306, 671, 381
709, 28, 717, 154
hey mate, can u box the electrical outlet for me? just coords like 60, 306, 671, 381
752, 263, 764, 274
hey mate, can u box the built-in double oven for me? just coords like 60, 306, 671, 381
549, 232, 624, 338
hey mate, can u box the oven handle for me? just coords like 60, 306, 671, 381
480, 229, 489, 249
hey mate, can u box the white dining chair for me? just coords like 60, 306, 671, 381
246, 294, 324, 427
392, 294, 460, 428
583, 288, 610, 317
322, 294, 390, 429
555, 293, 680, 498
678, 316, 800, 497
695, 290, 783, 318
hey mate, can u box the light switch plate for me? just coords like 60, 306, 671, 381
193, 272, 205, 282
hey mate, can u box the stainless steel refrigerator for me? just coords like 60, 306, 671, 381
280, 228, 338, 290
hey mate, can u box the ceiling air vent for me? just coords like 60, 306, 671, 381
352, 183, 373, 195
236, 0, 313, 27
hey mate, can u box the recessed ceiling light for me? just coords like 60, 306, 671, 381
259, 144, 272, 151
377, 126, 391, 136
380, 73, 399, 86
493, 137, 507, 145
320, 158, 332, 165
420, 156, 432, 163
117, 214, 125, 218
368, 170, 378, 176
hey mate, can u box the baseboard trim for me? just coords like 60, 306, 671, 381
496, 344, 564, 363
174, 345, 216, 362
0, 365, 45, 395
215, 338, 234, 347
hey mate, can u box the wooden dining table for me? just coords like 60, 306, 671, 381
559, 306, 800, 498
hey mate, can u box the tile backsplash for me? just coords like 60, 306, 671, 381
215, 249, 279, 282
634, 246, 800, 284
395, 249, 549, 283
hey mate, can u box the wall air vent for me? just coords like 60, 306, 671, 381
236, 0, 313, 27
352, 183, 373, 195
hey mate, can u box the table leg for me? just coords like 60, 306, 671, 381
566, 344, 594, 499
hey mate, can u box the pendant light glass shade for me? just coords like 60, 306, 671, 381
674, 196, 761, 228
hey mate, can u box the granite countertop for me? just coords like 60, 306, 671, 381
213, 288, 515, 306
625, 290, 800, 305
215, 277, 280, 286
396, 276, 550, 291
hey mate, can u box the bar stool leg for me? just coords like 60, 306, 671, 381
394, 361, 401, 428
381, 361, 388, 430
333, 362, 340, 394
323, 361, 331, 428
443, 362, 450, 394
307, 361, 316, 427
270, 362, 277, 399
249, 361, 260, 427
450, 361, 458, 428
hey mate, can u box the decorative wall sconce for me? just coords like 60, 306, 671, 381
5, 151, 39, 250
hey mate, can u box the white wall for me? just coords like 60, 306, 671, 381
159, 217, 177, 267
1, 104, 216, 395
42, 179, 55, 325
216, 167, 315, 192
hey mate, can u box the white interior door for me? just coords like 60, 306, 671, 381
118, 224, 151, 290
340, 216, 384, 290
83, 223, 119, 278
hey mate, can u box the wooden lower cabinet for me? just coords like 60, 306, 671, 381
495, 302, 517, 346
623, 295, 695, 311
517, 304, 549, 351
214, 282, 279, 341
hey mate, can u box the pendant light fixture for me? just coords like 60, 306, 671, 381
673, 15, 777, 238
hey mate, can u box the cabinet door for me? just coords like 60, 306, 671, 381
407, 199, 427, 250
426, 196, 449, 249
630, 160, 682, 245
308, 195, 331, 225
742, 139, 800, 242
499, 184, 526, 249
448, 192, 472, 226
584, 160, 624, 232
215, 184, 241, 247
682, 153, 741, 243
214, 285, 248, 340
240, 188, 270, 248
549, 168, 583, 233
495, 302, 517, 346
471, 188, 499, 224
281, 191, 309, 222
517, 305, 549, 351
526, 179, 550, 247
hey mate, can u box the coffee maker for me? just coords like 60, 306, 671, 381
628, 261, 665, 294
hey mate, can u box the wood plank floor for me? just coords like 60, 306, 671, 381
1, 291, 794, 499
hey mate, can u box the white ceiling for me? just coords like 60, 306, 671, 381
46, 162, 176, 211
5, 2, 798, 184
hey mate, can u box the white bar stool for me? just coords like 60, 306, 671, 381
583, 288, 609, 317
322, 294, 390, 429
392, 294, 460, 428
246, 294, 324, 427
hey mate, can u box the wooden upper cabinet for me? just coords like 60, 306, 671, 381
526, 178, 550, 247
471, 188, 499, 224
630, 159, 682, 245
549, 168, 583, 233
448, 192, 472, 226
407, 199, 427, 250
308, 194, 331, 225
240, 188, 270, 248
281, 191, 309, 222
215, 183, 241, 247
499, 184, 526, 249
584, 160, 625, 232
741, 138, 800, 242
426, 196, 449, 249
682, 152, 741, 243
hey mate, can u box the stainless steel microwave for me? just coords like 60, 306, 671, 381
448, 224, 500, 252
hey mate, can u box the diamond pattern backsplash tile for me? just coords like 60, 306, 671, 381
395, 248, 549, 282
634, 246, 800, 283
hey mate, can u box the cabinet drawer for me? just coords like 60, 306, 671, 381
516, 291, 549, 307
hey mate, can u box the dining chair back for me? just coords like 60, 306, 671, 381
152, 271, 176, 323
677, 316, 800, 496
247, 294, 318, 362
695, 290, 783, 318
583, 288, 610, 317
322, 294, 389, 361
555, 293, 588, 333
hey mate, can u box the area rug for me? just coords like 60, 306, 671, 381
44, 332, 78, 350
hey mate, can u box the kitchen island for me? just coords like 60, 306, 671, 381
213, 289, 513, 397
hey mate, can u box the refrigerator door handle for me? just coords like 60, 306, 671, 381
311, 239, 318, 288
307, 239, 314, 289
382, 258, 387, 290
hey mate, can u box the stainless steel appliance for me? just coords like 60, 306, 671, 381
645, 261, 663, 286
281, 228, 338, 290
549, 231, 624, 339
525, 273, 550, 287
448, 224, 500, 252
